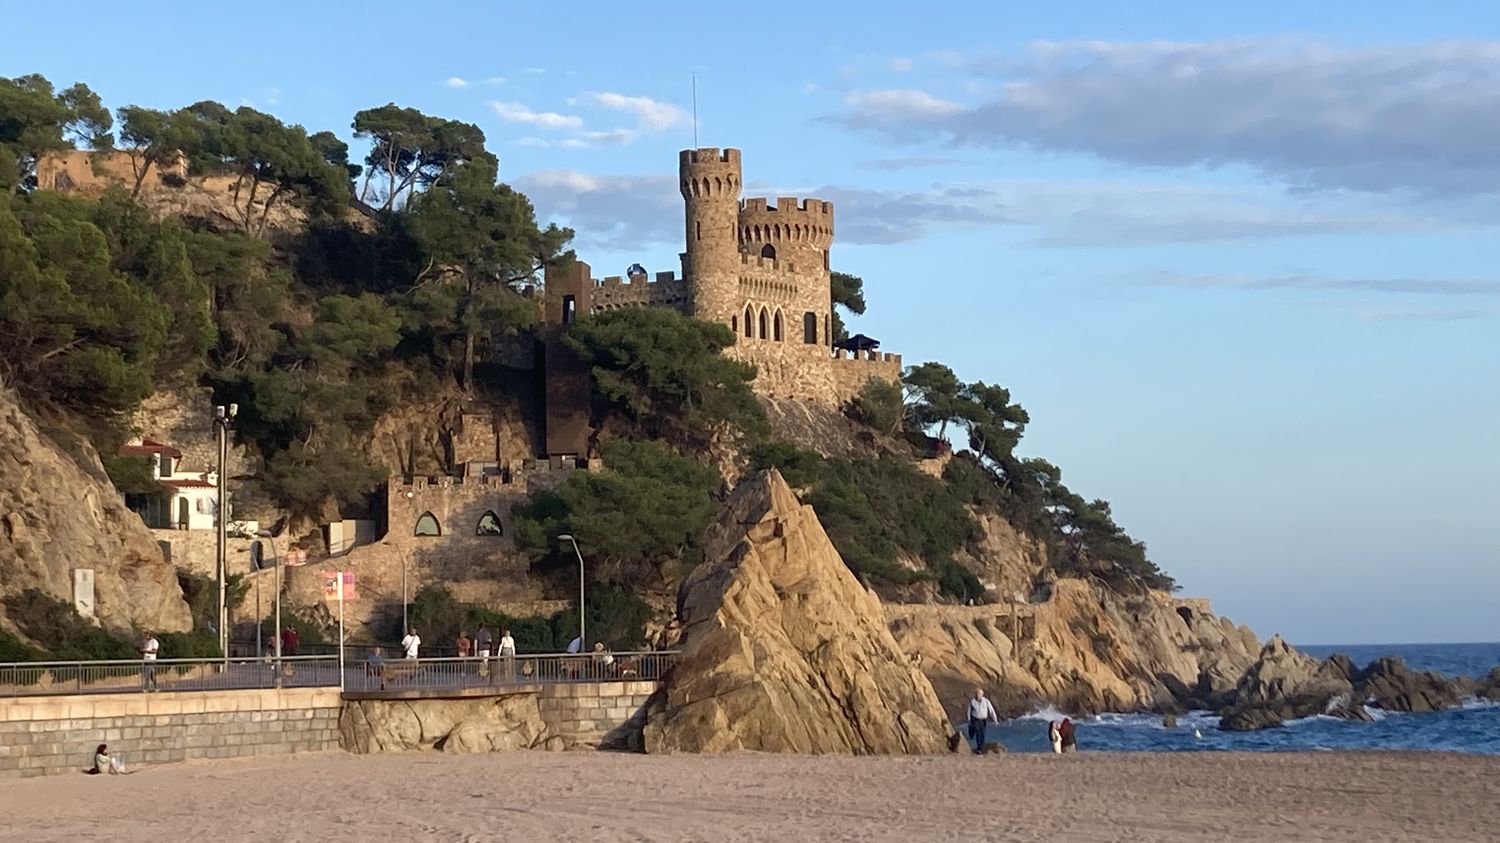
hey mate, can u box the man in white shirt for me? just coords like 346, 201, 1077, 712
498, 629, 516, 681
400, 628, 421, 660
139, 632, 160, 692
967, 687, 998, 755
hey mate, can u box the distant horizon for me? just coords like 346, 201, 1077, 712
3, 0, 1495, 643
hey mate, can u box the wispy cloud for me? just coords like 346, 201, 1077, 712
857, 157, 968, 171
489, 100, 583, 130
1355, 306, 1491, 322
1152, 271, 1500, 297
445, 77, 471, 89
445, 76, 504, 89
588, 92, 687, 131
889, 57, 914, 72
834, 39, 1500, 196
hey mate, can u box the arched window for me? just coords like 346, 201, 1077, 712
731, 314, 738, 333
476, 511, 503, 536
761, 243, 776, 259
744, 305, 754, 337
414, 512, 441, 537
758, 308, 769, 340
773, 311, 784, 341
803, 312, 818, 344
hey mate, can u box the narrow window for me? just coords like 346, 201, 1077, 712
414, 512, 441, 537
773, 311, 784, 341
476, 511, 503, 536
824, 250, 829, 270
696, 221, 701, 241
562, 294, 576, 325
758, 309, 769, 340
731, 315, 738, 333
803, 312, 818, 344
761, 243, 776, 259
744, 306, 754, 337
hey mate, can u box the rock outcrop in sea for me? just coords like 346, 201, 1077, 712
643, 469, 952, 754
0, 387, 191, 637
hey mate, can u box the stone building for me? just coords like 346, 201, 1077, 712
35, 148, 187, 196
543, 147, 903, 457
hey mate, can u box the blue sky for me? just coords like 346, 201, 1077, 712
8, 1, 1498, 644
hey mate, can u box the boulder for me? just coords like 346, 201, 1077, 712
0, 388, 190, 637
643, 470, 951, 754
1218, 636, 1353, 731
1357, 657, 1467, 713
339, 694, 551, 753
1481, 667, 1500, 701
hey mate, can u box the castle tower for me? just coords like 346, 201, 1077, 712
679, 148, 743, 325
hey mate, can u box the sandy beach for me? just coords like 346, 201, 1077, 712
2, 750, 1494, 842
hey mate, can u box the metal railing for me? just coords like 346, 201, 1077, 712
0, 656, 339, 698
0, 651, 679, 698
346, 650, 678, 692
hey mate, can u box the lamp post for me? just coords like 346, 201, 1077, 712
212, 404, 238, 665
256, 529, 283, 688
558, 534, 586, 653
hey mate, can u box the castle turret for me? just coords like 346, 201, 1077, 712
680, 148, 743, 325
738, 197, 834, 273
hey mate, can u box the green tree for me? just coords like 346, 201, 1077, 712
563, 307, 766, 445
405, 154, 567, 391
903, 362, 969, 439
0, 75, 112, 191
829, 270, 867, 342
512, 440, 722, 585
958, 381, 1030, 466
352, 104, 486, 210
303, 293, 402, 375
845, 378, 906, 436
115, 106, 187, 196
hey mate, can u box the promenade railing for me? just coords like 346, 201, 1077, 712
0, 655, 339, 698
0, 650, 679, 698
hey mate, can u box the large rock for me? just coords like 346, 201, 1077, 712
643, 470, 951, 754
0, 388, 190, 637
1218, 636, 1355, 731
339, 694, 553, 753
1357, 657, 1467, 713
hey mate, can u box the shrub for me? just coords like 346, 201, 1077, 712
0, 628, 40, 661
746, 440, 825, 488
398, 584, 651, 653
845, 379, 905, 435
936, 560, 984, 601
1, 589, 136, 660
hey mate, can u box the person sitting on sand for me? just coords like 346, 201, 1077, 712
967, 688, 998, 755
87, 744, 130, 775
1059, 717, 1078, 753
1048, 720, 1063, 754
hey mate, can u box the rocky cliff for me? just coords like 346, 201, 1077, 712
643, 470, 952, 754
0, 388, 191, 638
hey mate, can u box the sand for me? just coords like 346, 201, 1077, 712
3, 750, 1495, 842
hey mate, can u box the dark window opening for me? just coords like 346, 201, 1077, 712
803, 312, 817, 344
761, 243, 776, 259
744, 306, 754, 337
823, 250, 829, 270
696, 221, 701, 241
758, 309, 769, 339
477, 511, 503, 536
562, 294, 576, 325
731, 315, 738, 333
773, 311, 784, 341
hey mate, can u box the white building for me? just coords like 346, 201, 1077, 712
120, 437, 219, 530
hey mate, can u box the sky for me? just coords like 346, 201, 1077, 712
7, 1, 1498, 645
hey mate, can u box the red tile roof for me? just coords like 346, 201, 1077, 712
118, 437, 183, 458
161, 478, 214, 488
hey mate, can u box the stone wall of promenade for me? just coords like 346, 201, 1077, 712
0, 687, 342, 779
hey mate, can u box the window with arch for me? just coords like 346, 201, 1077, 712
731, 314, 738, 333
773, 311, 784, 341
760, 243, 776, 259
803, 312, 818, 344
476, 511, 503, 536
414, 512, 441, 537
744, 305, 754, 337
758, 308, 769, 339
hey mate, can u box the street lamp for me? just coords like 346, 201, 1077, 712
256, 529, 283, 688
212, 403, 238, 665
558, 534, 586, 653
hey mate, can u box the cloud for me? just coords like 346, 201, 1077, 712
488, 100, 583, 130
1355, 306, 1491, 322
588, 92, 687, 131
1151, 271, 1500, 297
515, 170, 681, 249
889, 57, 914, 72
524, 67, 547, 74
834, 39, 1500, 195
857, 157, 968, 171
814, 185, 1011, 244
444, 77, 471, 89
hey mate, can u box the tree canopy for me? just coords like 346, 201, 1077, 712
0, 75, 112, 191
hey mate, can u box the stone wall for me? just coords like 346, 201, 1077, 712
151, 528, 261, 579
0, 687, 342, 779
538, 680, 656, 749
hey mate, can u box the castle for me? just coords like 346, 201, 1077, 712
542, 147, 902, 457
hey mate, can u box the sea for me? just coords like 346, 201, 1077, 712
988, 642, 1500, 755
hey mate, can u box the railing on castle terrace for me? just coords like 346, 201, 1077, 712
0, 651, 678, 698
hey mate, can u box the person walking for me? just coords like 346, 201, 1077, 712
455, 630, 472, 659
401, 628, 421, 660
967, 688, 998, 755
1048, 720, 1063, 754
139, 631, 159, 692
475, 624, 493, 679
498, 628, 516, 682
1059, 717, 1078, 753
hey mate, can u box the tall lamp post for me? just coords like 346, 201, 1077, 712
212, 404, 237, 664
558, 534, 586, 653
256, 529, 283, 688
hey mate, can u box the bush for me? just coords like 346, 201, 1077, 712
845, 379, 905, 435
0, 628, 41, 661
936, 560, 984, 601
746, 440, 824, 488
177, 570, 248, 632
156, 630, 222, 659
398, 584, 651, 653
1, 589, 136, 660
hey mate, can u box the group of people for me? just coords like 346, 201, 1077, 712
965, 687, 1081, 755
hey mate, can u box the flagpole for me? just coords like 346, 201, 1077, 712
692, 73, 698, 148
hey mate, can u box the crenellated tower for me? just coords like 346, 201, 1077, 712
679, 148, 743, 325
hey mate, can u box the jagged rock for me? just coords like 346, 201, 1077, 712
0, 388, 190, 637
1481, 667, 1500, 701
643, 470, 951, 755
339, 695, 551, 753
1218, 636, 1354, 731
1357, 657, 1467, 713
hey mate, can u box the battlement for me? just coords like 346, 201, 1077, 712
739, 196, 834, 250
832, 349, 903, 367
737, 252, 800, 274
739, 197, 833, 215
591, 270, 689, 311
680, 147, 741, 165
